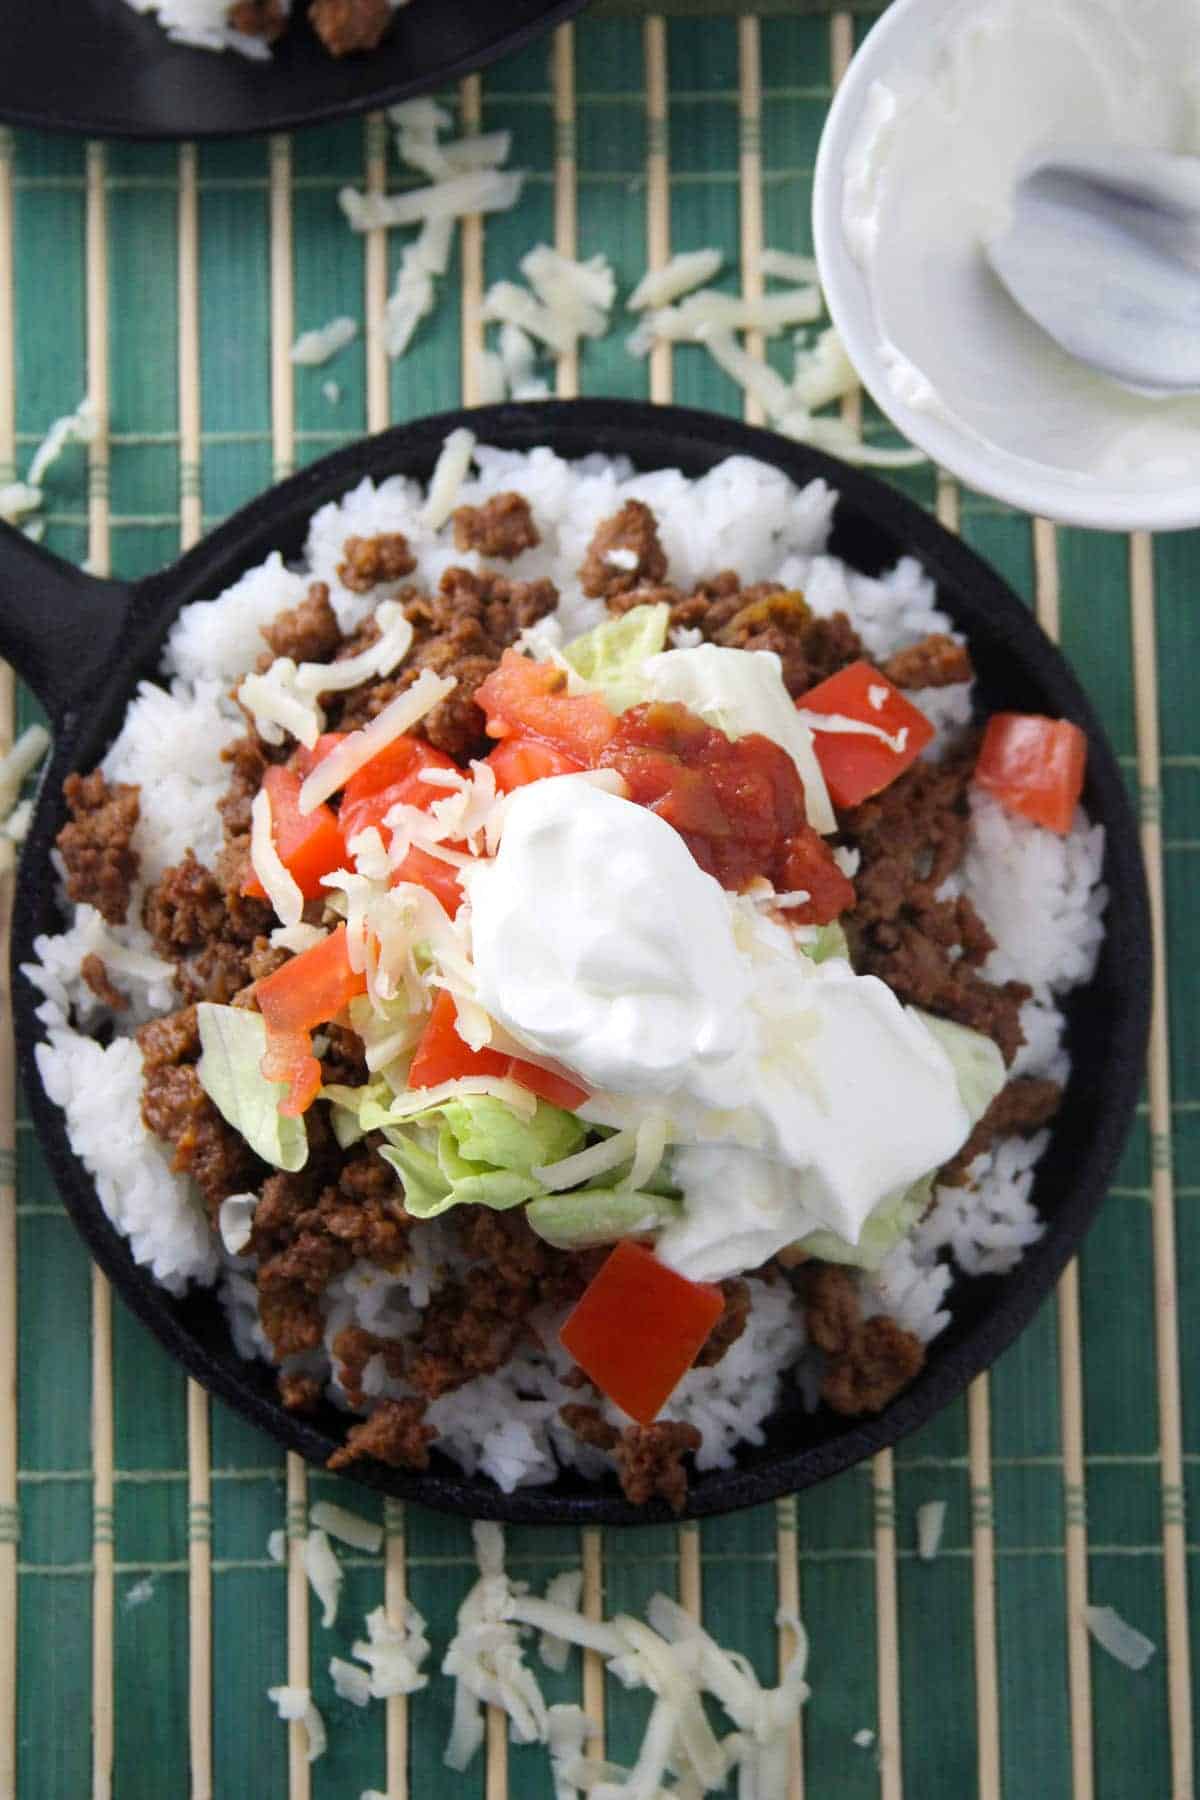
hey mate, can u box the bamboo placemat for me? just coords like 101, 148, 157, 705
1, 9, 1196, 1797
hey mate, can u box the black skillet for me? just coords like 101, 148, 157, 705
0, 399, 1151, 1524
0, 0, 590, 141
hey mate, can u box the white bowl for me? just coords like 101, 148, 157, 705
811, 0, 1200, 531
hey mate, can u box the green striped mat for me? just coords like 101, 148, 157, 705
1, 10, 1196, 1799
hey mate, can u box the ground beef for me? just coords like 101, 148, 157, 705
327, 1398, 436, 1472
261, 581, 341, 665
337, 532, 417, 593
560, 1402, 619, 1453
330, 566, 558, 760
844, 745, 1029, 1064
580, 501, 668, 599
453, 492, 541, 561
143, 849, 281, 1005
259, 1286, 326, 1361
406, 1211, 598, 1400
56, 772, 140, 926
80, 953, 127, 1012
883, 633, 973, 690
822, 1316, 925, 1416
613, 1422, 702, 1514
136, 1004, 200, 1070
712, 592, 863, 699
279, 1372, 322, 1413
804, 1264, 925, 1416
940, 1076, 1063, 1185
320, 1023, 369, 1089
694, 1278, 752, 1368
141, 1062, 264, 1219
218, 733, 273, 843
226, 0, 286, 38
332, 1325, 406, 1408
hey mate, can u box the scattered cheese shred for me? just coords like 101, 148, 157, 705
917, 1499, 947, 1563
290, 316, 358, 366
298, 670, 457, 815
351, 1602, 432, 1699
793, 707, 911, 756
338, 169, 525, 233
310, 1500, 384, 1555
249, 787, 304, 928
330, 1657, 372, 1708
422, 427, 477, 529
1083, 1604, 1156, 1671
628, 248, 724, 312
538, 1571, 585, 1673
266, 1529, 286, 1565
0, 723, 50, 823
266, 1685, 327, 1763
303, 1527, 344, 1630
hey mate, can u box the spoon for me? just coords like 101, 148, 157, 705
986, 145, 1200, 396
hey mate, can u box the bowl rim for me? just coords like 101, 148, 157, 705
9, 398, 1152, 1525
810, 0, 1200, 533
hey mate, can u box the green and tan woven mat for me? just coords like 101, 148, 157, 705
0, 9, 1195, 1797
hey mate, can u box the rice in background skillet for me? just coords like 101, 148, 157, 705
26, 440, 1106, 1509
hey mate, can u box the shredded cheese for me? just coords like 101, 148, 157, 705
249, 787, 304, 928
238, 658, 324, 749
916, 1499, 947, 1562
266, 1686, 327, 1763
303, 1527, 343, 1630
310, 1500, 383, 1555
794, 706, 913, 755
338, 169, 525, 233
0, 722, 50, 822
1083, 1604, 1156, 1671
289, 316, 357, 366
298, 671, 456, 815
351, 1602, 432, 1699
628, 247, 724, 312
422, 428, 477, 529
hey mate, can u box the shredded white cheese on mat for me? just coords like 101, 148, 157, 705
339, 169, 525, 234
310, 1500, 384, 1554
628, 248, 724, 312
0, 723, 50, 824
917, 1499, 947, 1562
249, 787, 304, 929
1083, 1604, 1156, 1671
330, 1657, 372, 1707
351, 1602, 432, 1699
297, 671, 456, 815
267, 1529, 286, 1565
266, 1685, 327, 1763
303, 1527, 343, 1630
290, 316, 358, 366
538, 1571, 585, 1673
1, 396, 97, 538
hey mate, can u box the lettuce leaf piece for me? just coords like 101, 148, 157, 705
798, 920, 850, 965
438, 1093, 584, 1171
377, 1134, 454, 1218
916, 1011, 1006, 1127
378, 1124, 545, 1218
798, 1172, 934, 1273
196, 1003, 308, 1174
563, 603, 670, 712
526, 1187, 683, 1250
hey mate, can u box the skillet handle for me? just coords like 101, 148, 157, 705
0, 522, 135, 724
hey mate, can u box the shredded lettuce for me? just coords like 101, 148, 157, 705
916, 1011, 1006, 1128
526, 1186, 682, 1250
563, 604, 669, 712
798, 920, 850, 965
196, 1004, 308, 1173
376, 1092, 585, 1219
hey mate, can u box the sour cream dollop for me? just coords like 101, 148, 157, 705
467, 777, 752, 1094
466, 774, 972, 1277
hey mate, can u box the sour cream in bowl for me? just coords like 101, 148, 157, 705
812, 0, 1200, 530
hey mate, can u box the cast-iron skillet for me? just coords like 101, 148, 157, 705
0, 399, 1151, 1524
0, 0, 590, 141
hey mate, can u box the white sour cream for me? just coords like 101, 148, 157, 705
843, 0, 1200, 487
467, 779, 970, 1276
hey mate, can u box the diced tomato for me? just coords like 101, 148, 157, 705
974, 712, 1087, 836
506, 1058, 589, 1112
485, 735, 585, 793
289, 731, 348, 779
255, 923, 367, 1036
475, 651, 618, 763
797, 661, 935, 810
778, 822, 856, 925
338, 734, 459, 846
389, 844, 465, 918
242, 764, 346, 903
559, 1240, 724, 1425
260, 1026, 323, 1118
407, 989, 510, 1088
407, 990, 590, 1108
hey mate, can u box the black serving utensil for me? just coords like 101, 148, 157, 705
0, 0, 591, 142
0, 399, 1151, 1524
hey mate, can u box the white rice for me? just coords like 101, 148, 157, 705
26, 444, 1107, 1489
123, 0, 409, 58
